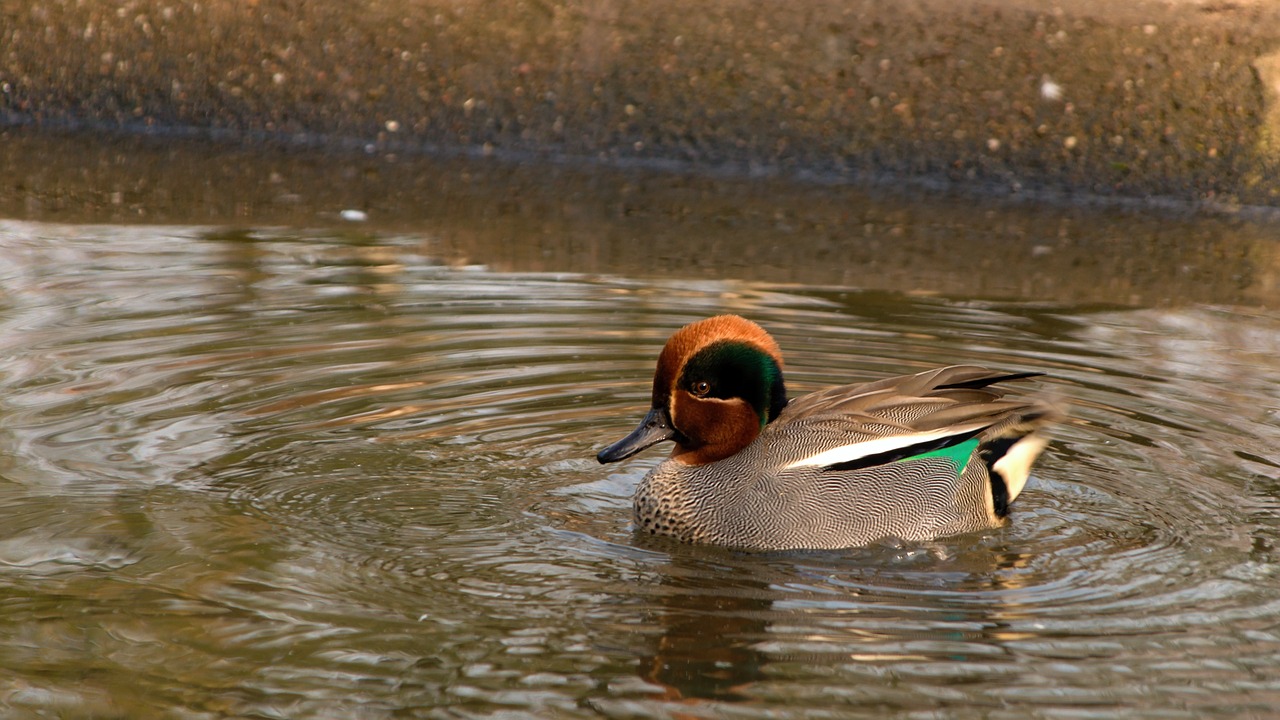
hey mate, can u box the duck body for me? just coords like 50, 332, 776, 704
598, 315, 1059, 552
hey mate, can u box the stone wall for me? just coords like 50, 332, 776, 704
2, 0, 1279, 204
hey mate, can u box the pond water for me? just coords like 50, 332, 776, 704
0, 206, 1278, 718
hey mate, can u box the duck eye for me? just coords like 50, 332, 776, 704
691, 381, 711, 397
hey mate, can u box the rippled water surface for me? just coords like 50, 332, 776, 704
1, 220, 1279, 718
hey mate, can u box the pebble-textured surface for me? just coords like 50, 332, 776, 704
3, 0, 1279, 204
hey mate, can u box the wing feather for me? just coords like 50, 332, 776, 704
769, 365, 1054, 470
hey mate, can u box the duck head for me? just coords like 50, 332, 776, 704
597, 315, 788, 466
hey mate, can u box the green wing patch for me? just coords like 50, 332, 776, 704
901, 436, 979, 475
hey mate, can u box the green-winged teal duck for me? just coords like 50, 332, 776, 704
597, 315, 1060, 551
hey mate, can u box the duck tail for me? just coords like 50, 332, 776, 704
978, 403, 1062, 517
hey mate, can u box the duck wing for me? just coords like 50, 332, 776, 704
766, 366, 1056, 471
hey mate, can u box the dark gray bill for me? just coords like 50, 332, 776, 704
596, 406, 677, 463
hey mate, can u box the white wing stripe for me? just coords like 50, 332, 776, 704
783, 428, 981, 469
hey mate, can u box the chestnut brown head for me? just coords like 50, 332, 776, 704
597, 315, 787, 466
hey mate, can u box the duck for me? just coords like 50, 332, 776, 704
596, 315, 1060, 551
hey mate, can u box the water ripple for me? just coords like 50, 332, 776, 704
1, 223, 1279, 716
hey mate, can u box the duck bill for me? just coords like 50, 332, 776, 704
597, 406, 677, 463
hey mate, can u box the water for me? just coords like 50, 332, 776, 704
0, 217, 1278, 719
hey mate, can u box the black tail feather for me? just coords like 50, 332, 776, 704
978, 436, 1023, 517
938, 371, 1045, 391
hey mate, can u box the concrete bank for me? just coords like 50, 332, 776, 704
3, 0, 1280, 205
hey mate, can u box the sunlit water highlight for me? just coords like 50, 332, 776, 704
0, 221, 1278, 718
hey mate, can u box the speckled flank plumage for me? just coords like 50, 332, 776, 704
600, 315, 1061, 551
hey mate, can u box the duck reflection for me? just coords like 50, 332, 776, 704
634, 537, 1039, 704
639, 570, 769, 701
